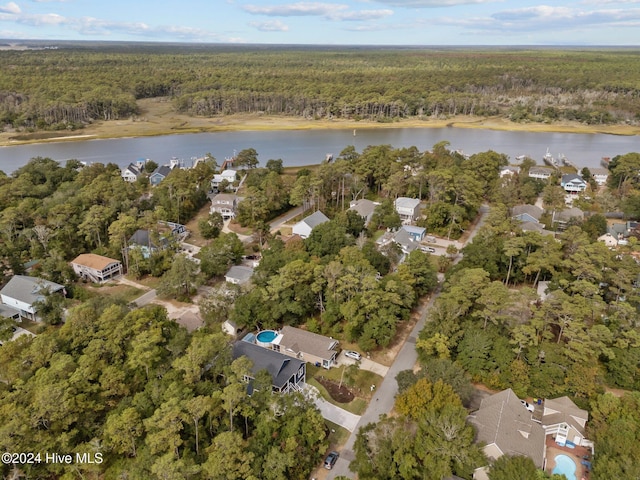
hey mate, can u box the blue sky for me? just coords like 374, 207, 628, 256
0, 0, 638, 45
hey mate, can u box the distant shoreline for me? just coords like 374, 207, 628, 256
1, 113, 638, 148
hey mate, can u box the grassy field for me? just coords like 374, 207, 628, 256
3, 96, 639, 147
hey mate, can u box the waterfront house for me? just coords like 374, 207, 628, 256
0, 275, 65, 321
121, 163, 142, 182
561, 174, 587, 193
71, 253, 123, 283
149, 165, 173, 186
588, 167, 609, 186
292, 210, 329, 239
394, 197, 421, 223
211, 169, 237, 190
528, 167, 554, 180
500, 166, 521, 177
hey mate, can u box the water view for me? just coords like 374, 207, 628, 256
0, 127, 638, 174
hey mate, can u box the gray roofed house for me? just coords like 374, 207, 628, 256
225, 265, 254, 285
393, 227, 420, 254
394, 197, 421, 222
233, 340, 306, 393
348, 199, 378, 226
511, 204, 543, 223
528, 167, 554, 180
274, 325, 339, 369
469, 388, 546, 469
149, 165, 173, 186
0, 303, 21, 320
128, 229, 169, 258
0, 275, 65, 321
541, 396, 589, 447
554, 207, 584, 229
121, 163, 142, 182
561, 174, 587, 193
292, 210, 329, 239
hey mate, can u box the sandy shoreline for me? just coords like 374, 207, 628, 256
1, 112, 639, 148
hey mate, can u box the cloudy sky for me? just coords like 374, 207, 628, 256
0, 0, 638, 45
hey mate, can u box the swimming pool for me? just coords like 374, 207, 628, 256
256, 330, 278, 346
552, 454, 577, 480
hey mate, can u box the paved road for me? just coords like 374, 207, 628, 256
269, 205, 304, 233
326, 204, 490, 479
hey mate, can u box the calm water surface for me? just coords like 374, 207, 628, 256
0, 127, 638, 174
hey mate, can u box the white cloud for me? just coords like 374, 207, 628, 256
249, 19, 290, 31
0, 2, 20, 14
330, 9, 393, 20
243, 2, 348, 16
371, 0, 499, 7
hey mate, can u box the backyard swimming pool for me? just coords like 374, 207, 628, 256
552, 454, 577, 480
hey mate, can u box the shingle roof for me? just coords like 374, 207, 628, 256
71, 253, 121, 271
348, 199, 377, 220
395, 197, 421, 209
512, 205, 543, 221
542, 396, 588, 434
225, 265, 254, 283
469, 388, 546, 468
0, 275, 64, 306
301, 210, 329, 228
276, 326, 338, 361
233, 341, 304, 390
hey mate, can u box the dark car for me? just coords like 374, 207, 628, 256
324, 451, 339, 470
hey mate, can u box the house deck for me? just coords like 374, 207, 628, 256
545, 435, 592, 480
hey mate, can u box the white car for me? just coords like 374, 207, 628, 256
521, 400, 535, 413
344, 350, 362, 361
420, 246, 436, 253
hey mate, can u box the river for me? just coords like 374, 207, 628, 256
0, 127, 638, 174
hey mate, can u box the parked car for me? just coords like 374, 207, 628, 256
344, 350, 362, 361
324, 451, 339, 470
420, 246, 436, 253
521, 400, 535, 413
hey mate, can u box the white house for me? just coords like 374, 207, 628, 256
121, 163, 142, 182
561, 174, 587, 193
211, 169, 237, 189
292, 210, 329, 239
70, 253, 123, 283
500, 166, 521, 177
0, 275, 65, 321
528, 167, 554, 180
589, 167, 609, 186
394, 197, 421, 223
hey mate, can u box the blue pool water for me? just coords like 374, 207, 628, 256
552, 454, 577, 480
256, 330, 278, 343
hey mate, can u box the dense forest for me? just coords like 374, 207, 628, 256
2, 45, 640, 130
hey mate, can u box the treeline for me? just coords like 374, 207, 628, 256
2, 45, 640, 130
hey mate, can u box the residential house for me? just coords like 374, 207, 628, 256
128, 229, 170, 258
292, 210, 329, 239
561, 174, 587, 193
222, 319, 242, 337
519, 221, 554, 236
500, 166, 521, 177
598, 233, 618, 247
608, 221, 639, 244
210, 193, 239, 219
158, 221, 188, 240
264, 325, 339, 369
71, 253, 123, 283
211, 169, 237, 190
588, 167, 609, 186
394, 197, 421, 223
541, 396, 589, 448
348, 199, 378, 226
149, 165, 173, 186
0, 304, 21, 321
528, 167, 554, 180
233, 340, 306, 394
469, 388, 547, 474
470, 388, 593, 479
121, 163, 142, 183
553, 207, 584, 230
402, 225, 426, 242
224, 265, 254, 285
393, 227, 421, 255
511, 205, 543, 224
0, 275, 65, 321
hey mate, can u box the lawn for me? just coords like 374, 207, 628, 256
307, 363, 382, 415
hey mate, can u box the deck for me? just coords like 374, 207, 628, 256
545, 435, 592, 480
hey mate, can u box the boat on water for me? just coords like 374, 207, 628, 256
542, 148, 569, 168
